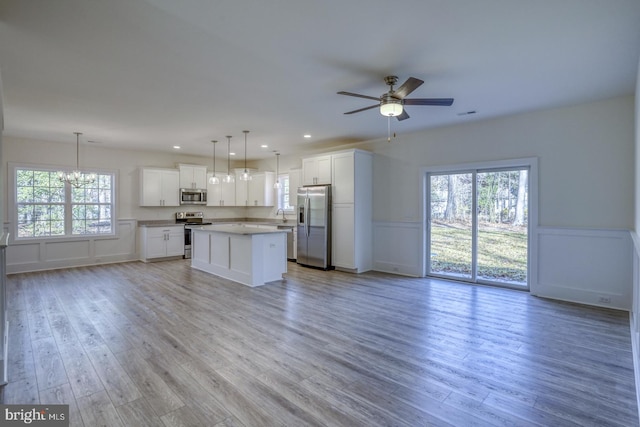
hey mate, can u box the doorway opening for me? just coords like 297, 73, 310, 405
427, 164, 531, 289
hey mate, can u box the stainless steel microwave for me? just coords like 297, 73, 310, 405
180, 188, 207, 205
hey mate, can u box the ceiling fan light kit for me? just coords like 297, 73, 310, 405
380, 94, 403, 117
338, 75, 454, 122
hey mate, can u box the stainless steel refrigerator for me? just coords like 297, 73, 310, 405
296, 185, 331, 269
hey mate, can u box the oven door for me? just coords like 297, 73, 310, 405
183, 226, 192, 259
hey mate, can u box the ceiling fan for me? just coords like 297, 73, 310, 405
338, 75, 454, 121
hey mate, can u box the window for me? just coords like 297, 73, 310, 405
276, 173, 294, 211
14, 165, 115, 239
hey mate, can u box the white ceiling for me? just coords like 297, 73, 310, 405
1, 0, 639, 160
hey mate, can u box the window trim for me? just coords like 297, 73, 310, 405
420, 157, 538, 286
276, 172, 295, 213
10, 162, 118, 242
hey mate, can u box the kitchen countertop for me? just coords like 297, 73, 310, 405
192, 224, 289, 235
138, 218, 295, 228
137, 221, 186, 227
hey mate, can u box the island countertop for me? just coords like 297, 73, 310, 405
192, 224, 290, 235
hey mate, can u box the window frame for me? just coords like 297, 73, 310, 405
276, 172, 295, 213
10, 162, 118, 242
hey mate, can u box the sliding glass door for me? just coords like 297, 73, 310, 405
429, 172, 474, 280
428, 167, 529, 288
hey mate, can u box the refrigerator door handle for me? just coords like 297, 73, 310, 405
304, 197, 311, 237
298, 203, 305, 226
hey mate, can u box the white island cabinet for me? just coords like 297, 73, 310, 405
191, 224, 288, 287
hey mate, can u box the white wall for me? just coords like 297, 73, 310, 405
364, 96, 635, 309
2, 136, 249, 222
366, 96, 634, 228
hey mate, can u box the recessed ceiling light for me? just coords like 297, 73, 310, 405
230, 152, 236, 156
303, 134, 311, 138
261, 144, 268, 148
173, 145, 181, 149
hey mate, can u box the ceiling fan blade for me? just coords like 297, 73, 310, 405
394, 77, 424, 99
403, 98, 454, 106
337, 91, 380, 101
344, 104, 379, 115
396, 110, 410, 121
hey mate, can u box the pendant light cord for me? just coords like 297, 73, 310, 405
226, 136, 232, 176
211, 140, 217, 175
243, 130, 249, 172
75, 132, 82, 169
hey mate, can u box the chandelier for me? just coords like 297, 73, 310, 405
57, 132, 96, 188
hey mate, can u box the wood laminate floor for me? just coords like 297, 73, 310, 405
1, 260, 637, 426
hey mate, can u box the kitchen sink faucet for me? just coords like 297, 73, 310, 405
276, 208, 287, 222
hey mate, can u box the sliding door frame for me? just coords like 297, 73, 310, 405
420, 157, 538, 290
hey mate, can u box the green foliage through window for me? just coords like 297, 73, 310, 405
15, 167, 115, 239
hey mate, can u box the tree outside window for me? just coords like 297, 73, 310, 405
15, 166, 115, 239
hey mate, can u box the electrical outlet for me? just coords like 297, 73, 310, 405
598, 296, 612, 304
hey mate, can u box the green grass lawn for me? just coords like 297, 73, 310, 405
430, 221, 527, 284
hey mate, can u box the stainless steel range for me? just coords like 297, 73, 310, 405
176, 212, 212, 259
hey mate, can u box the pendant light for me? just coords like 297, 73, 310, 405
223, 136, 235, 183
273, 152, 281, 189
239, 130, 252, 181
208, 140, 220, 184
57, 132, 96, 188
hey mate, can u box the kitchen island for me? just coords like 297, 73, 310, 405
190, 224, 288, 287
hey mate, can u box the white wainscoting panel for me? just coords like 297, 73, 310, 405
5, 219, 138, 274
373, 221, 422, 277
631, 232, 640, 419
533, 227, 632, 310
45, 240, 91, 261
95, 220, 137, 261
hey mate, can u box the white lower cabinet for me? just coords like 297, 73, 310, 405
139, 226, 184, 261
332, 203, 355, 269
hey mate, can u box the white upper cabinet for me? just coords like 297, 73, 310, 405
234, 169, 275, 206
302, 155, 331, 186
247, 172, 275, 206
139, 168, 180, 207
206, 173, 235, 206
178, 164, 207, 189
331, 151, 355, 204
235, 169, 249, 206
